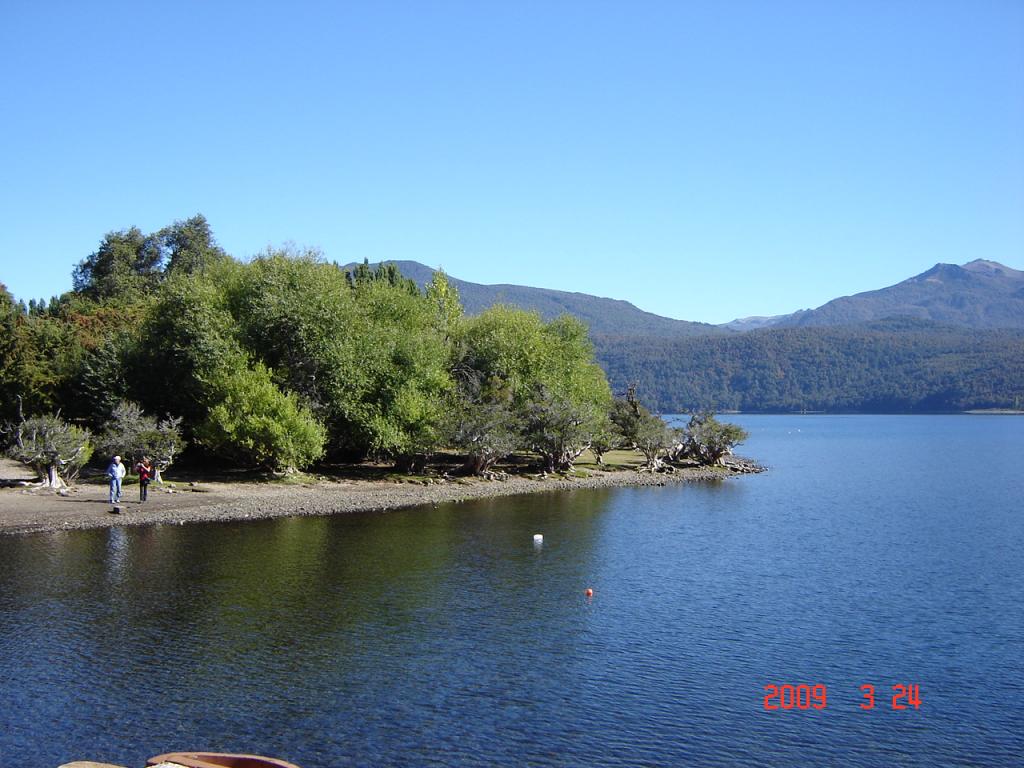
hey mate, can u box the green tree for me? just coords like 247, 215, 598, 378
224, 249, 358, 429
344, 259, 419, 294
67, 335, 132, 429
586, 414, 618, 466
136, 266, 328, 471
70, 215, 227, 302
606, 384, 678, 471
1, 311, 82, 418
527, 316, 612, 471
425, 269, 463, 343
609, 384, 644, 447
523, 387, 603, 472
72, 227, 162, 302
159, 214, 229, 275
445, 374, 522, 475
346, 279, 453, 467
677, 411, 748, 466
134, 271, 243, 426
196, 360, 327, 472
0, 284, 20, 420
224, 251, 452, 464
459, 305, 550, 404
457, 307, 612, 473
633, 410, 676, 471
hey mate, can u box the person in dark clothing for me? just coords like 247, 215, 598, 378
135, 457, 153, 502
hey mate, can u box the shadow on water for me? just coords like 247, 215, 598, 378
0, 488, 620, 768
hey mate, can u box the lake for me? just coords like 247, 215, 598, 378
1, 415, 1022, 767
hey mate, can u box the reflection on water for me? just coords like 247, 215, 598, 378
1, 416, 1022, 767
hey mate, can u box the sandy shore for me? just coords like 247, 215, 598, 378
0, 457, 763, 537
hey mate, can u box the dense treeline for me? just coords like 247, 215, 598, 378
1, 216, 634, 479
594, 318, 1024, 413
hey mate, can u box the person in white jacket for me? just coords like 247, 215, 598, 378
107, 455, 126, 504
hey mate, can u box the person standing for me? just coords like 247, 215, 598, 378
107, 455, 126, 504
135, 457, 153, 502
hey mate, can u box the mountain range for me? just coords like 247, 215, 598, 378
345, 259, 1024, 334
729, 259, 1024, 330
344, 258, 1024, 412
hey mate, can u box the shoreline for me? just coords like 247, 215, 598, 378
0, 458, 763, 537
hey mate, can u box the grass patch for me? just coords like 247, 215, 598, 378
576, 448, 643, 471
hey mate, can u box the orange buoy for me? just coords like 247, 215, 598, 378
584, 588, 594, 598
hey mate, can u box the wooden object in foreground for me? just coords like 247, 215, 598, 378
147, 753, 301, 768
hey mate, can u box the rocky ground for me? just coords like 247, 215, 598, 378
0, 456, 764, 536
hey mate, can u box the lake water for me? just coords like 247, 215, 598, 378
1, 415, 1022, 768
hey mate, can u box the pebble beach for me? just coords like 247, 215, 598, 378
0, 457, 763, 536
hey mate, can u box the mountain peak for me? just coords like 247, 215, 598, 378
916, 263, 971, 283
912, 260, 1024, 286
766, 258, 1024, 329
961, 259, 1023, 279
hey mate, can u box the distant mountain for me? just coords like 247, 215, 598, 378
353, 258, 1024, 335
720, 314, 796, 332
738, 260, 1024, 330
339, 260, 723, 337
339, 258, 1023, 413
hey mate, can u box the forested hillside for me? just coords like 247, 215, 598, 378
594, 319, 1024, 413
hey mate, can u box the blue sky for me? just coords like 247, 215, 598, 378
2, 1, 1021, 323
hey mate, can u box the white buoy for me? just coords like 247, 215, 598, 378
533, 533, 544, 545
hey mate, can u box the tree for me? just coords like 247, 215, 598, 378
225, 252, 453, 464
523, 386, 605, 473
140, 415, 184, 484
225, 248, 354, 418
134, 265, 327, 472
4, 409, 93, 489
196, 360, 327, 472
71, 216, 228, 302
65, 329, 135, 429
425, 269, 463, 343
344, 259, 419, 294
97, 401, 185, 483
633, 410, 676, 471
1, 310, 82, 419
609, 383, 644, 447
457, 307, 612, 473
0, 284, 20, 420
72, 227, 162, 302
159, 214, 229, 275
675, 411, 748, 466
134, 271, 243, 426
606, 383, 677, 470
349, 279, 453, 466
459, 306, 551, 403
587, 414, 618, 466
528, 316, 612, 471
445, 374, 522, 476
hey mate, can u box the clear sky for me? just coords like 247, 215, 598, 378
1, 1, 1022, 324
